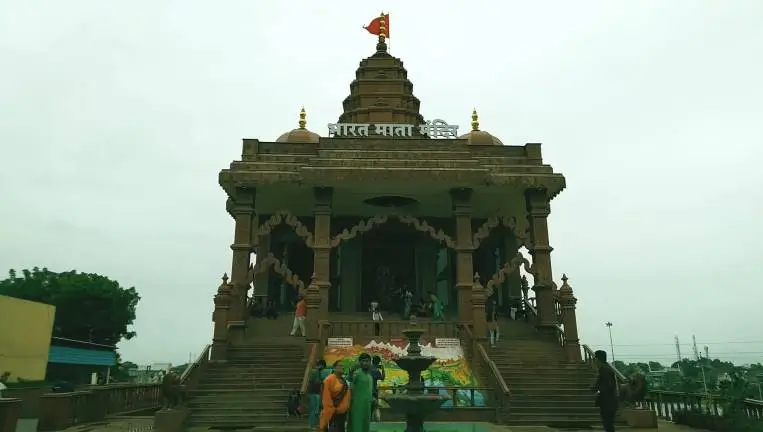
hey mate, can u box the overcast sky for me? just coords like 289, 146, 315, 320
1, 1, 761, 366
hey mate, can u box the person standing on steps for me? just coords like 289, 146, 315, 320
486, 298, 499, 348
592, 350, 619, 432
348, 353, 373, 432
290, 294, 307, 337
320, 361, 350, 432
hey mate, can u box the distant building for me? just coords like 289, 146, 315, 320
0, 295, 55, 382
0, 294, 117, 385
128, 362, 173, 383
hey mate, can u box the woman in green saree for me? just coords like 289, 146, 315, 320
348, 353, 373, 432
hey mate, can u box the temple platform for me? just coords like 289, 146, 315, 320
55, 419, 706, 431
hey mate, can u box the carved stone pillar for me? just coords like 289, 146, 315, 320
450, 188, 474, 323
305, 274, 320, 340
525, 187, 557, 328
228, 188, 256, 323
558, 274, 582, 362
313, 187, 333, 321
471, 273, 487, 338
211, 274, 231, 361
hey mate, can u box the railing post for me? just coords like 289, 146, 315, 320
471, 273, 487, 341
558, 274, 581, 361
0, 398, 22, 432
306, 274, 320, 343
39, 393, 74, 431
211, 274, 232, 361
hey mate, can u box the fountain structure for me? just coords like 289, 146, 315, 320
382, 325, 452, 432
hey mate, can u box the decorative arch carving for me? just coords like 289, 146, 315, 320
256, 210, 314, 248
472, 216, 516, 249
330, 214, 456, 248
472, 215, 533, 250
484, 252, 536, 298
247, 252, 305, 292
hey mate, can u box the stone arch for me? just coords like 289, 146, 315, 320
248, 252, 305, 293
256, 210, 314, 248
330, 214, 456, 249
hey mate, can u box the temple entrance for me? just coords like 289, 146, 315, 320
360, 222, 416, 314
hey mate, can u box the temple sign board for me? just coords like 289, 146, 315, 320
327, 119, 459, 139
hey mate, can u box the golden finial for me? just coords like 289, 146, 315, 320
471, 108, 480, 131
298, 107, 306, 129
379, 12, 387, 42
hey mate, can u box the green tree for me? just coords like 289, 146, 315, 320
0, 267, 140, 346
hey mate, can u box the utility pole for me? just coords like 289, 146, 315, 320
605, 322, 615, 362
693, 335, 709, 396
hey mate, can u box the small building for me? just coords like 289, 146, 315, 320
45, 337, 117, 385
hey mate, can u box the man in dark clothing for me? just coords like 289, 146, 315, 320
592, 350, 618, 432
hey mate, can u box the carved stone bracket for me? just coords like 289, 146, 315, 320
255, 210, 314, 247
330, 214, 456, 248
248, 252, 305, 292
484, 253, 536, 298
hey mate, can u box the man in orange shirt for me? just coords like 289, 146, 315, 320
290, 294, 307, 337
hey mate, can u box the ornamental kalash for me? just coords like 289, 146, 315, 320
178, 19, 617, 432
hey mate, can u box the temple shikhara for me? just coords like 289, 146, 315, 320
190, 19, 610, 430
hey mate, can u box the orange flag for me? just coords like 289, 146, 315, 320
364, 14, 390, 38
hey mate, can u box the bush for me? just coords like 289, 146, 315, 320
673, 409, 763, 432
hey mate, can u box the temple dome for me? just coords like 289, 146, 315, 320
276, 108, 320, 143
458, 109, 504, 145
337, 35, 424, 127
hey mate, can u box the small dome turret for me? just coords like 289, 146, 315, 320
458, 109, 504, 145
276, 107, 320, 143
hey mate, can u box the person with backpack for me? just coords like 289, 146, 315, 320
308, 359, 328, 432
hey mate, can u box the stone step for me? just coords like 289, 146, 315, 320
256, 154, 314, 163
202, 369, 304, 378
508, 387, 593, 396
473, 156, 532, 165
188, 399, 284, 408
510, 405, 600, 414
309, 157, 481, 169
196, 382, 302, 390
482, 165, 554, 175
200, 377, 303, 386
188, 389, 298, 396
501, 375, 595, 383
505, 413, 602, 426
230, 161, 302, 172
186, 414, 306, 427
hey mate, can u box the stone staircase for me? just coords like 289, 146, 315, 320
491, 318, 615, 427
185, 343, 308, 430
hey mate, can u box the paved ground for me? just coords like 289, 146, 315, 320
53, 418, 707, 432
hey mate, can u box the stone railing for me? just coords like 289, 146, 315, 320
457, 324, 510, 423
646, 390, 763, 425
180, 344, 212, 392
298, 342, 319, 411
36, 383, 161, 431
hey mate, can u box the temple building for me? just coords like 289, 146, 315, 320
191, 21, 612, 429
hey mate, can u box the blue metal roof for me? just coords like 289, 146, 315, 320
48, 345, 116, 366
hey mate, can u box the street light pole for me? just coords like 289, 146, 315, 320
605, 321, 615, 362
